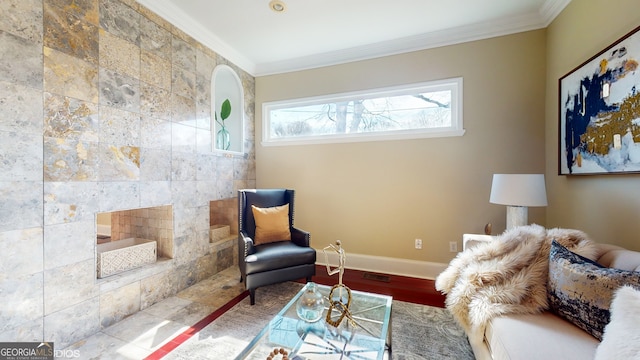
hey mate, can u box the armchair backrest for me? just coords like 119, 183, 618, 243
238, 189, 295, 240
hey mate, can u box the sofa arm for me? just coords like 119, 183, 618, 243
240, 231, 256, 257
291, 227, 311, 247
467, 326, 493, 360
596, 244, 640, 271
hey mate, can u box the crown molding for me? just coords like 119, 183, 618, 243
255, 11, 546, 76
137, 0, 571, 77
540, 0, 572, 26
136, 0, 256, 74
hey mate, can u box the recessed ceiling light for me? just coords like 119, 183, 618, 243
269, 0, 286, 13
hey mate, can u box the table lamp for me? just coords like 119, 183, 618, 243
489, 174, 548, 230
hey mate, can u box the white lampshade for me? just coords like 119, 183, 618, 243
490, 174, 548, 207
490, 174, 547, 229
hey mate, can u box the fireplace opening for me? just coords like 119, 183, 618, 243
209, 198, 237, 243
96, 205, 173, 278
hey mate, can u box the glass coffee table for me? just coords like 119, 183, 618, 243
234, 282, 393, 360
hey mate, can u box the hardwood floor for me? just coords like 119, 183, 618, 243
300, 265, 446, 308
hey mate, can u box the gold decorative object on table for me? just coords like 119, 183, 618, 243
326, 284, 353, 327
323, 240, 355, 327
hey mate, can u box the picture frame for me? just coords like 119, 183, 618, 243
558, 25, 640, 175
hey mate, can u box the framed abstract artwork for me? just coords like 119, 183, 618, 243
559, 25, 640, 175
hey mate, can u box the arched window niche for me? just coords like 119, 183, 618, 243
211, 65, 244, 155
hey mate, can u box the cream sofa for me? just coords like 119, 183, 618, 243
470, 243, 640, 360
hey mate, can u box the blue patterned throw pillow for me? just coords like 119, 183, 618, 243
548, 240, 640, 340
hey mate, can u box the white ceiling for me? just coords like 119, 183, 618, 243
136, 0, 571, 76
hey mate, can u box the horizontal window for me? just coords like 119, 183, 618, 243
262, 77, 464, 146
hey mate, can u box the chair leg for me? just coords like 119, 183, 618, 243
306, 276, 313, 282
249, 289, 256, 305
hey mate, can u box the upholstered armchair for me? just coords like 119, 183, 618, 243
238, 189, 316, 305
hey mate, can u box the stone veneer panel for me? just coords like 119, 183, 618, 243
0, 228, 44, 278
140, 82, 172, 119
0, 273, 43, 334
43, 93, 99, 142
46, 0, 99, 26
139, 268, 180, 310
43, 1, 99, 65
44, 182, 100, 225
0, 182, 44, 231
0, 0, 44, 43
140, 181, 172, 208
43, 220, 95, 270
44, 298, 100, 349
140, 51, 171, 91
0, 132, 43, 181
0, 81, 44, 133
140, 17, 171, 61
215, 241, 235, 273
0, 31, 43, 89
99, 281, 141, 329
195, 252, 217, 283
44, 258, 99, 314
98, 29, 140, 79
0, 318, 43, 343
43, 46, 98, 103
0, 0, 255, 347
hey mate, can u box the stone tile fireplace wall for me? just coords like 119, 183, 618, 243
0, 0, 255, 348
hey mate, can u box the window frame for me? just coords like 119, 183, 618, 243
261, 77, 464, 146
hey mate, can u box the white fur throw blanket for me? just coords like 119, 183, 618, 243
435, 224, 597, 338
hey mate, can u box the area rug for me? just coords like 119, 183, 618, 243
162, 282, 474, 360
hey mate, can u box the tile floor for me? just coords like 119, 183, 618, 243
59, 267, 245, 359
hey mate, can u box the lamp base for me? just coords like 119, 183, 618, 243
506, 206, 528, 230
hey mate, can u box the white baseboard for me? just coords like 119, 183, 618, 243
97, 224, 111, 236
317, 251, 448, 280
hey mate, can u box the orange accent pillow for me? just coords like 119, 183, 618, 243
251, 204, 291, 245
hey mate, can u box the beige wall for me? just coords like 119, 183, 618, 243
545, 0, 640, 251
96, 212, 111, 227
255, 30, 546, 264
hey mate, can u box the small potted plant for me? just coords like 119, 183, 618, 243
215, 99, 231, 150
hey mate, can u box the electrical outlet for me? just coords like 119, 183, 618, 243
449, 241, 458, 252
415, 238, 422, 249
